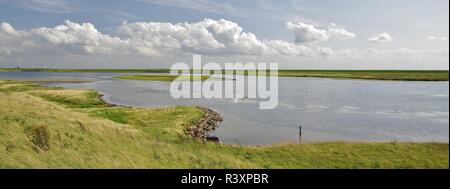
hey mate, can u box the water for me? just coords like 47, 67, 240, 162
1, 71, 448, 145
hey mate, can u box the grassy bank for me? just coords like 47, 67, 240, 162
276, 70, 449, 81
2, 68, 448, 81
0, 80, 448, 168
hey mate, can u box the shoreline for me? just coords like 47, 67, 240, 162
4, 77, 448, 145
113, 74, 450, 82
1, 69, 448, 81
2, 77, 448, 144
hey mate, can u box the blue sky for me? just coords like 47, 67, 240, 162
0, 0, 448, 69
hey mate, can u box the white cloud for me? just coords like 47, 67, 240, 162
0, 22, 29, 55
118, 18, 329, 56
264, 40, 313, 56
286, 21, 355, 43
0, 19, 332, 58
0, 22, 20, 36
0, 20, 159, 56
118, 19, 262, 55
368, 33, 393, 43
426, 36, 448, 41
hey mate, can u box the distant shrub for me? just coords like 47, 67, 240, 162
25, 125, 51, 152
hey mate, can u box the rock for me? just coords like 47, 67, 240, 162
206, 135, 220, 143
185, 107, 223, 142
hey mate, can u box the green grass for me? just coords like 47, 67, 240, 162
30, 90, 110, 108
1, 68, 448, 81
0, 80, 61, 93
0, 80, 448, 168
115, 70, 449, 82
275, 70, 449, 81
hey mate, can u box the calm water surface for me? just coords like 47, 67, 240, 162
1, 71, 448, 145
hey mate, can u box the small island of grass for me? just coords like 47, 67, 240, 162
276, 70, 449, 81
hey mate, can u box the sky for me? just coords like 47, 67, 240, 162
0, 0, 448, 69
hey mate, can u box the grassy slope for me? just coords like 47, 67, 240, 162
0, 80, 448, 168
1, 68, 448, 81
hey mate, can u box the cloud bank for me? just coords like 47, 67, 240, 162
0, 19, 448, 69
1, 19, 339, 58
286, 22, 355, 43
1, 20, 159, 56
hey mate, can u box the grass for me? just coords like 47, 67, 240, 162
115, 70, 449, 82
275, 70, 449, 81
30, 89, 111, 108
0, 80, 448, 168
1, 68, 448, 81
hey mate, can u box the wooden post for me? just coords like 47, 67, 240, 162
298, 123, 302, 143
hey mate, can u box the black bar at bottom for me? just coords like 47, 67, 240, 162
0, 169, 448, 187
